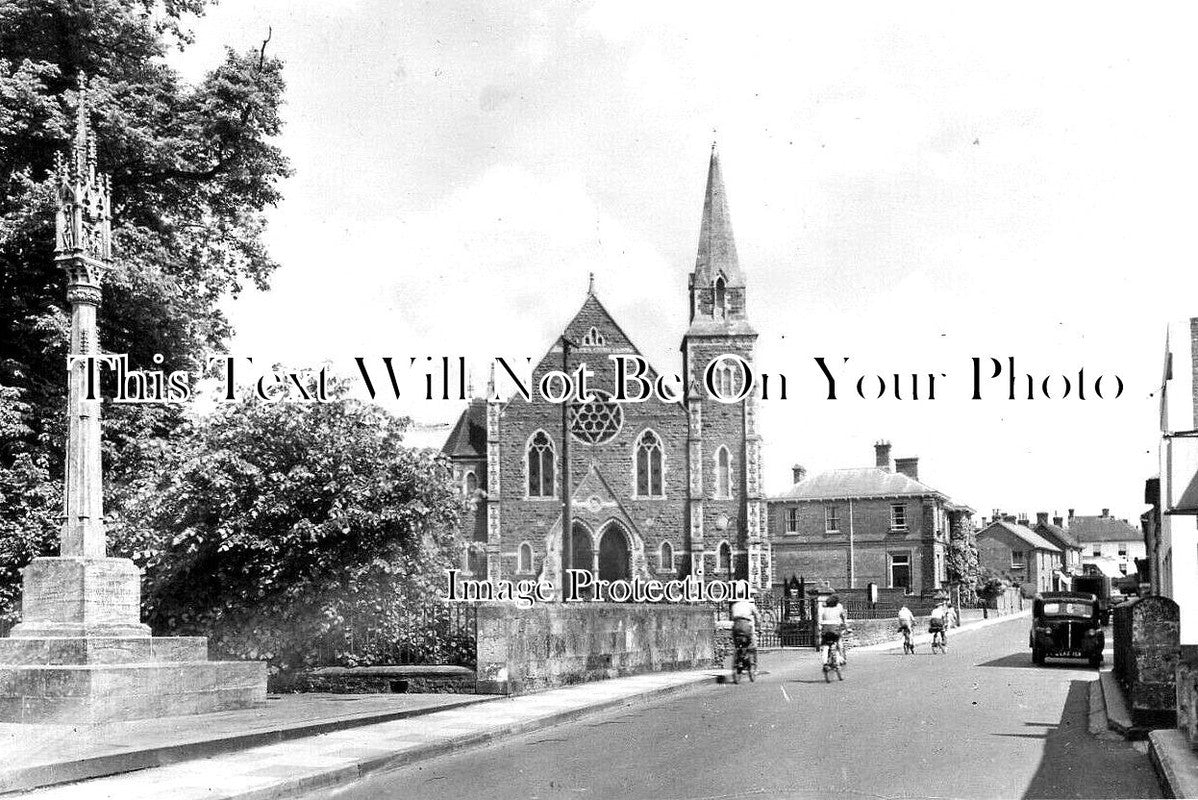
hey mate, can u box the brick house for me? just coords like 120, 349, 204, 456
442, 146, 771, 590
1031, 512, 1083, 573
976, 518, 1062, 596
1068, 509, 1147, 578
767, 442, 973, 594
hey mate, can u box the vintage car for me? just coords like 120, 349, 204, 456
1030, 591, 1104, 667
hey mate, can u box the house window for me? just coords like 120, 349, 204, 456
527, 431, 555, 497
463, 470, 478, 496
825, 505, 840, 533
635, 430, 664, 497
890, 504, 907, 531
889, 553, 911, 589
785, 508, 800, 534
659, 541, 674, 572
1119, 563, 1129, 575
1011, 550, 1025, 570
517, 542, 533, 574
716, 541, 732, 573
715, 447, 731, 498
1092, 546, 1101, 558
1118, 543, 1128, 557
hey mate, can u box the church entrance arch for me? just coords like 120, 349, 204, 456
598, 522, 631, 582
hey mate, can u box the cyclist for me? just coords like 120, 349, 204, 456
897, 604, 915, 650
729, 595, 760, 651
928, 599, 950, 650
818, 594, 849, 667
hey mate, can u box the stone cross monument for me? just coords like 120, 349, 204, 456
0, 79, 266, 723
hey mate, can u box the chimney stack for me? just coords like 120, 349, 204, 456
894, 457, 919, 481
875, 440, 892, 472
1102, 508, 1110, 517
1036, 512, 1048, 526
792, 464, 807, 484
1068, 508, 1074, 518
1053, 516, 1064, 527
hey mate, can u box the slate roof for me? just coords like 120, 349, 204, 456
441, 399, 487, 459
770, 467, 946, 501
1068, 515, 1142, 543
979, 520, 1062, 552
1035, 522, 1081, 550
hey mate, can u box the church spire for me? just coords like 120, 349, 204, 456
687, 142, 751, 330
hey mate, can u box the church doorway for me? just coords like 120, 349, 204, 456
598, 523, 631, 582
571, 523, 594, 573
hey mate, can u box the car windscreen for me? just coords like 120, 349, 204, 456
1042, 601, 1093, 617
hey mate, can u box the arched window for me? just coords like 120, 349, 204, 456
714, 276, 727, 319
659, 540, 674, 572
583, 326, 606, 346
716, 541, 732, 573
713, 361, 738, 398
518, 541, 533, 574
527, 431, 555, 497
715, 446, 731, 498
635, 429, 664, 497
464, 470, 478, 496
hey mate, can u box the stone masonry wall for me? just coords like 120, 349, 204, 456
475, 602, 715, 695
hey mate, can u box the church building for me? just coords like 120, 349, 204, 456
442, 146, 772, 592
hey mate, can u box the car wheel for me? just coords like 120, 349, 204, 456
1032, 647, 1045, 665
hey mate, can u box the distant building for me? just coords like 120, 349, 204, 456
976, 517, 1063, 596
1031, 512, 1083, 573
1068, 509, 1147, 578
767, 442, 973, 594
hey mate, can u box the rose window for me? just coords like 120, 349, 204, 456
570, 390, 624, 444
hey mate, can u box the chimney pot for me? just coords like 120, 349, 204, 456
894, 457, 920, 481
1036, 512, 1049, 526
1053, 516, 1064, 527
792, 464, 807, 484
874, 441, 892, 472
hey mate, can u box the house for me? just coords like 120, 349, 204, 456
442, 145, 771, 590
1031, 511, 1083, 573
976, 517, 1063, 596
767, 442, 973, 594
1068, 509, 1147, 578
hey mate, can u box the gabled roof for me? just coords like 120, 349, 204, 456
1035, 522, 1081, 550
979, 520, 1062, 552
1068, 515, 1142, 543
770, 467, 945, 502
441, 398, 487, 459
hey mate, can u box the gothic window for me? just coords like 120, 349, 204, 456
659, 540, 675, 571
582, 326, 606, 346
635, 429, 664, 497
713, 362, 739, 397
715, 446, 731, 498
527, 431, 555, 497
518, 541, 533, 574
716, 540, 732, 573
463, 470, 478, 496
570, 390, 624, 445
714, 276, 727, 319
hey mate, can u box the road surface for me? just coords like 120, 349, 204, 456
323, 617, 1160, 799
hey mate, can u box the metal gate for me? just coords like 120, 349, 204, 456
758, 593, 817, 649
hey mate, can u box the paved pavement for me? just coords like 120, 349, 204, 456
327, 618, 1160, 800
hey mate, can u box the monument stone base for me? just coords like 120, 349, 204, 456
0, 557, 267, 724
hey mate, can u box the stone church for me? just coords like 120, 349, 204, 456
443, 146, 771, 592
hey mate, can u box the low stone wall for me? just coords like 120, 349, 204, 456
845, 615, 942, 648
475, 603, 715, 695
291, 665, 476, 694
1177, 646, 1198, 745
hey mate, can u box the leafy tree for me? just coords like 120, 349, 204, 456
109, 386, 466, 674
0, 1, 290, 621
946, 515, 980, 601
976, 567, 1008, 602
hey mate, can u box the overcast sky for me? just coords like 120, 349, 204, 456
168, 1, 1198, 524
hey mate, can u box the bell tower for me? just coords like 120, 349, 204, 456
681, 142, 770, 590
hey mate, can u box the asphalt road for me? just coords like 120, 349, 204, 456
325, 618, 1161, 800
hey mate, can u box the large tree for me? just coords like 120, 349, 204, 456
110, 389, 465, 674
0, 0, 290, 626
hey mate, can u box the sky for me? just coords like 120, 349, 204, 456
165, 0, 1198, 524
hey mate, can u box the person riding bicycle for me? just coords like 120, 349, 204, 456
729, 596, 760, 652
819, 594, 849, 666
897, 604, 915, 644
928, 599, 950, 648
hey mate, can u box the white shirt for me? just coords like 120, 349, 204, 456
818, 604, 846, 626
930, 605, 949, 621
730, 600, 756, 621
898, 607, 915, 626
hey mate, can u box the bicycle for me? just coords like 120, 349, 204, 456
930, 624, 947, 654
900, 625, 915, 655
822, 627, 851, 681
731, 635, 757, 684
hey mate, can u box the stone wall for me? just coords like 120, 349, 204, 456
475, 602, 715, 695
292, 665, 476, 694
1177, 645, 1198, 744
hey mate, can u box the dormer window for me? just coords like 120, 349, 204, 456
583, 326, 606, 346
713, 276, 727, 319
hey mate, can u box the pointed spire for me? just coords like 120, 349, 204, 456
693, 139, 743, 288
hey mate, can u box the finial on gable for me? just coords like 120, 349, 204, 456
588, 272, 595, 296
